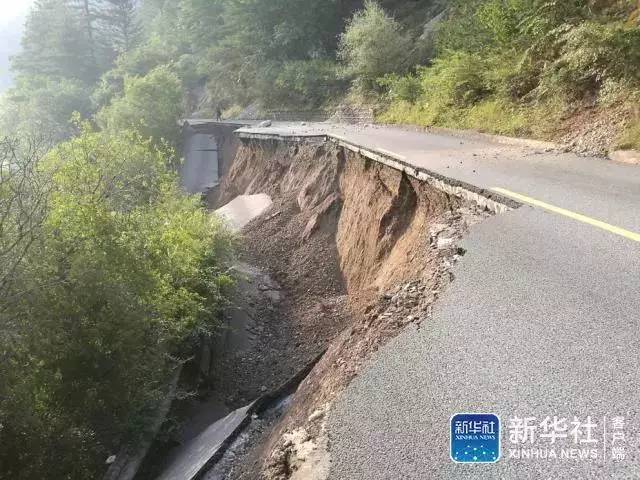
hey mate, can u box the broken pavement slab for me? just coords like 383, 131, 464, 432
156, 402, 255, 480
156, 353, 326, 480
215, 193, 273, 231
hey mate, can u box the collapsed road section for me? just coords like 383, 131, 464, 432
152, 126, 513, 480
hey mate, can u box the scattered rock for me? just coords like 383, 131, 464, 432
264, 289, 282, 304
265, 428, 330, 480
308, 409, 325, 423
436, 237, 454, 249
556, 102, 631, 156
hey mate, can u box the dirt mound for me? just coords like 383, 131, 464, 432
555, 101, 634, 156
210, 139, 490, 479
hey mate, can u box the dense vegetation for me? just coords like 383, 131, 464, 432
3, 1, 640, 143
0, 125, 235, 477
0, 2, 237, 478
2, 0, 640, 477
380, 0, 640, 147
0, 0, 448, 139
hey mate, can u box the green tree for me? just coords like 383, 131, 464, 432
339, 0, 412, 93
12, 0, 98, 83
68, 0, 101, 70
98, 0, 142, 55
197, 0, 347, 108
0, 135, 51, 297
269, 60, 346, 108
0, 75, 92, 139
221, 0, 341, 62
0, 125, 235, 479
96, 66, 184, 145
177, 0, 227, 52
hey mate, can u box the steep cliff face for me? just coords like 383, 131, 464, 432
211, 138, 489, 479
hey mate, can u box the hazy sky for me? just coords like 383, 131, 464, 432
0, 0, 34, 91
0, 0, 34, 27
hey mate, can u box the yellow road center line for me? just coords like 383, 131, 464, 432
492, 187, 640, 243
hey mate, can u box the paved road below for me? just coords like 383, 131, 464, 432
237, 122, 640, 479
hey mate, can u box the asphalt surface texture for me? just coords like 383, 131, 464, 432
234, 122, 640, 479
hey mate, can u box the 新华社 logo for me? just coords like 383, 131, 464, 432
450, 413, 501, 463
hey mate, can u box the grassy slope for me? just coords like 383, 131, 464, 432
375, 1, 640, 154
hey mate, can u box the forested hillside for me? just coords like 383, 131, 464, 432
3, 0, 640, 151
0, 0, 448, 142
1, 2, 238, 478
1, 1, 640, 478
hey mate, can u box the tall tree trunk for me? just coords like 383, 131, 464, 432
81, 0, 97, 67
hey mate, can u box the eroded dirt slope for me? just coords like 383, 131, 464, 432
211, 139, 490, 479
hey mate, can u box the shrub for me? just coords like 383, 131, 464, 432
482, 51, 541, 100
378, 74, 424, 103
539, 21, 640, 99
269, 60, 346, 108
437, 0, 539, 54
616, 118, 640, 150
598, 77, 640, 106
201, 44, 257, 109
421, 52, 490, 109
376, 100, 434, 126
462, 98, 529, 136
377, 52, 491, 126
474, 0, 526, 48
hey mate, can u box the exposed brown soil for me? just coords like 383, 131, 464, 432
553, 101, 637, 156
211, 139, 490, 479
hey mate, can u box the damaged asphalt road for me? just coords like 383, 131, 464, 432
233, 123, 640, 479
328, 206, 640, 479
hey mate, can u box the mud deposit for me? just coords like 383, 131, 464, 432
198, 138, 491, 480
